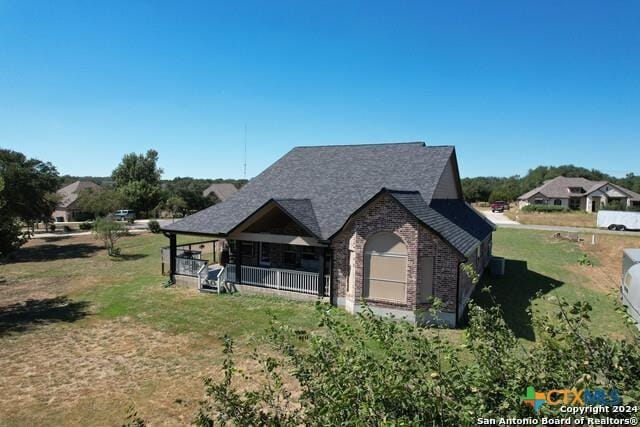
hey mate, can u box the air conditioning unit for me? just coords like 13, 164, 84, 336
621, 249, 640, 326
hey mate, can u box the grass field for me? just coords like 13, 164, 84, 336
0, 229, 638, 425
505, 209, 597, 228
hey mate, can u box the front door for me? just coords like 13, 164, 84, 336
591, 197, 601, 212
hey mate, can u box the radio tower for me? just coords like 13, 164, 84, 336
243, 124, 247, 179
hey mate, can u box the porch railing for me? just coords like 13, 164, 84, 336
176, 256, 208, 277
225, 264, 330, 296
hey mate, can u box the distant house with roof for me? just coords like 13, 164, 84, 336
162, 142, 494, 327
202, 183, 238, 203
52, 180, 100, 222
517, 176, 640, 212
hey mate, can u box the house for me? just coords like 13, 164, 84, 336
202, 183, 238, 202
517, 176, 640, 212
51, 180, 101, 222
162, 142, 494, 327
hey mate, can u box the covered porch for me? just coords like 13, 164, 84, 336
163, 199, 331, 298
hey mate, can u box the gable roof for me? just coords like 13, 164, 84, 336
388, 191, 495, 256
202, 183, 238, 201
56, 180, 100, 208
163, 142, 457, 239
518, 176, 640, 201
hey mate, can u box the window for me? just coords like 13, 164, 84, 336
554, 199, 562, 206
569, 187, 585, 194
569, 198, 581, 210
240, 241, 255, 257
419, 256, 434, 303
283, 249, 299, 267
259, 242, 271, 267
533, 198, 545, 205
364, 232, 407, 303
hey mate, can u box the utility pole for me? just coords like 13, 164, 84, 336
243, 124, 247, 179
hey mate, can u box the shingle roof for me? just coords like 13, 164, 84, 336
56, 180, 100, 208
518, 176, 640, 201
388, 191, 494, 256
272, 198, 322, 238
164, 142, 456, 239
202, 183, 238, 201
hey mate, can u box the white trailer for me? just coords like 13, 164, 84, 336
597, 211, 640, 231
621, 249, 640, 327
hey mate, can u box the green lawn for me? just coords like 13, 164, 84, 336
0, 228, 637, 425
472, 228, 636, 341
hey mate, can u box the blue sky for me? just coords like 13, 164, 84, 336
1, 1, 638, 179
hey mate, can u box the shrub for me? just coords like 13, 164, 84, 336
147, 220, 161, 233
49, 223, 56, 232
195, 296, 640, 425
79, 221, 93, 231
522, 204, 570, 213
92, 217, 128, 256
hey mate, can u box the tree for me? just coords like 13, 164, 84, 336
112, 149, 162, 188
92, 218, 128, 256
112, 149, 164, 218
166, 195, 187, 217
0, 176, 27, 257
0, 149, 59, 256
76, 187, 124, 218
0, 149, 60, 226
120, 180, 163, 217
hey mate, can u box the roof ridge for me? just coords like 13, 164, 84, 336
293, 141, 427, 149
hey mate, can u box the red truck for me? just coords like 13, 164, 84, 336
490, 201, 510, 213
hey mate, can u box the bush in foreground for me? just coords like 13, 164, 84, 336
195, 295, 640, 426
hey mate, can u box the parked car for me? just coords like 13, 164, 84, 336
113, 210, 136, 221
491, 201, 509, 213
597, 211, 640, 231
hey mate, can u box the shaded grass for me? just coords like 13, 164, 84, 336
473, 228, 637, 342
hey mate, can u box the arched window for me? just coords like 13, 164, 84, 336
363, 232, 407, 302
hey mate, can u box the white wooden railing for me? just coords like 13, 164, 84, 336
224, 264, 329, 296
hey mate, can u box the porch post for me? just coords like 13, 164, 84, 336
236, 240, 243, 284
317, 247, 326, 297
169, 233, 177, 282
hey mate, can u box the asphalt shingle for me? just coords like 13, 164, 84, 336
163, 142, 455, 240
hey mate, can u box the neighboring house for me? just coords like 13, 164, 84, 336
162, 142, 494, 327
51, 180, 100, 222
517, 176, 640, 213
202, 183, 238, 202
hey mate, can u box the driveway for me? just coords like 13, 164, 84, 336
478, 209, 520, 225
477, 209, 639, 236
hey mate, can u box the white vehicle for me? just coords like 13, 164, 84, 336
597, 210, 640, 231
621, 249, 640, 327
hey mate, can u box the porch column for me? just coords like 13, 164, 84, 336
169, 233, 177, 282
317, 247, 326, 297
236, 240, 243, 284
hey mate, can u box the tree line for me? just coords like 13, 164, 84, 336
462, 164, 640, 203
0, 147, 246, 256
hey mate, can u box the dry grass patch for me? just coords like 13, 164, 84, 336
505, 210, 596, 228
0, 318, 227, 426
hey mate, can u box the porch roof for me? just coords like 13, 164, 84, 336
162, 142, 455, 240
